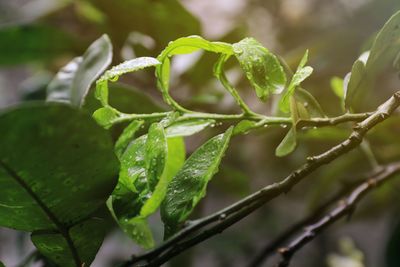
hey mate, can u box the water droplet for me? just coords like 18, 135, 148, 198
280, 124, 288, 128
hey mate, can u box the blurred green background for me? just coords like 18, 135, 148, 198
2, 0, 400, 266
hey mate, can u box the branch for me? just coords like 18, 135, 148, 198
122, 91, 400, 267
248, 178, 366, 267
276, 162, 400, 267
114, 109, 372, 129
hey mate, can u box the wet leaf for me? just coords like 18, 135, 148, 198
31, 218, 106, 267
0, 103, 118, 266
161, 127, 233, 237
165, 119, 215, 137
233, 37, 287, 101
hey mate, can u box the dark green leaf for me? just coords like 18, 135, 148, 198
161, 127, 233, 237
275, 127, 297, 157
0, 104, 118, 265
233, 37, 287, 101
31, 218, 106, 267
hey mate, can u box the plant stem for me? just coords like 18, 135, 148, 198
276, 162, 400, 267
113, 110, 373, 130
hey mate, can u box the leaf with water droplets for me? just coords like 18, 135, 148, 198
31, 218, 107, 267
145, 123, 168, 191
156, 35, 232, 96
119, 216, 154, 249
141, 138, 185, 217
165, 119, 215, 137
161, 127, 233, 238
0, 103, 118, 266
233, 37, 287, 101
94, 57, 160, 123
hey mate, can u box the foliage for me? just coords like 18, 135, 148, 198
2, 3, 400, 267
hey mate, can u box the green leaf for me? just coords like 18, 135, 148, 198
161, 127, 233, 237
232, 37, 287, 101
344, 52, 369, 109
112, 130, 185, 248
46, 57, 82, 103
0, 104, 118, 266
141, 137, 185, 217
95, 57, 160, 107
0, 261, 4, 267
92, 106, 119, 129
47, 34, 113, 107
233, 120, 261, 135
156, 36, 232, 96
110, 138, 185, 248
279, 50, 313, 113
275, 127, 297, 157
118, 216, 154, 249
118, 135, 147, 193
295, 88, 325, 118
165, 119, 215, 137
115, 120, 144, 158
346, 11, 400, 110
366, 10, 400, 73
145, 123, 168, 191
330, 76, 345, 99
31, 218, 106, 267
119, 123, 167, 194
0, 24, 74, 66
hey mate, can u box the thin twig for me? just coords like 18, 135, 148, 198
120, 91, 400, 267
248, 177, 367, 267
276, 162, 400, 267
